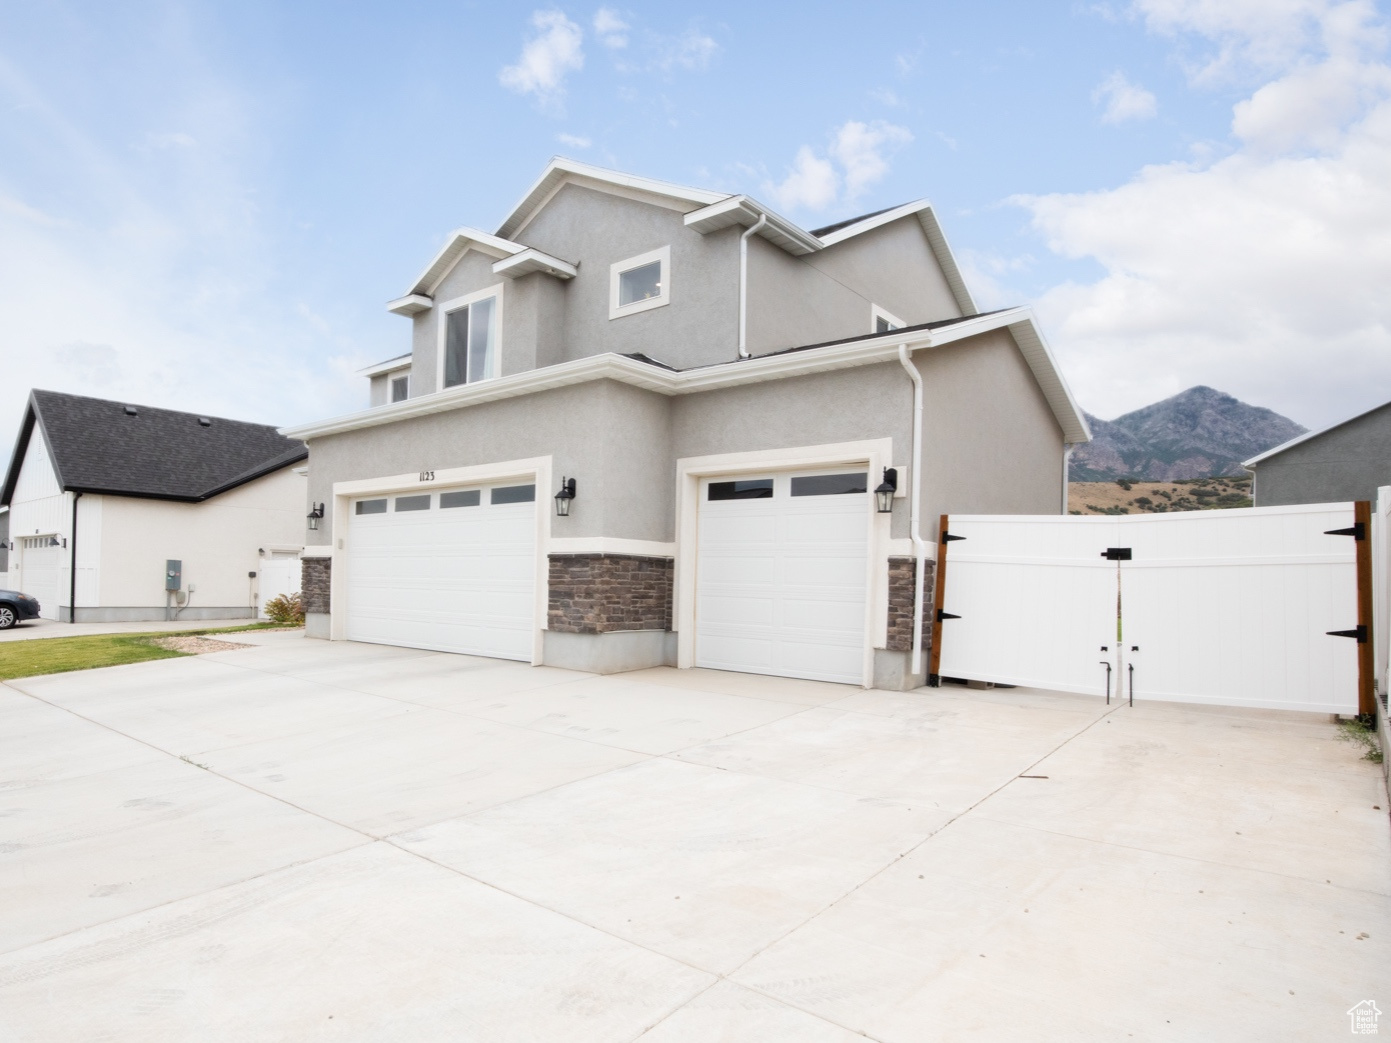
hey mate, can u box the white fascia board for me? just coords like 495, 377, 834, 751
401, 227, 527, 299
683, 196, 822, 255
497, 157, 728, 240
282, 310, 1088, 444
815, 200, 933, 246
491, 248, 578, 280
1241, 399, 1389, 468
916, 207, 977, 316
386, 294, 432, 316
357, 354, 412, 378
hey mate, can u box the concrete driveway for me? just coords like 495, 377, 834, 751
1, 632, 1386, 1041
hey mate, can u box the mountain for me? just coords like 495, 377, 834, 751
1070, 386, 1306, 481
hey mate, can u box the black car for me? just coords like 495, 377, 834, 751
0, 590, 41, 629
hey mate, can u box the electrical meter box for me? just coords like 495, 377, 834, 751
165, 560, 182, 592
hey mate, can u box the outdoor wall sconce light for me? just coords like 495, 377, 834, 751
875, 468, 898, 514
307, 503, 325, 530
554, 477, 577, 517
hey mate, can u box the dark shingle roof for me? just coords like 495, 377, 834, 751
810, 204, 904, 239
2, 390, 307, 505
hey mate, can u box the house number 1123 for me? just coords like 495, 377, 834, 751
418, 471, 435, 481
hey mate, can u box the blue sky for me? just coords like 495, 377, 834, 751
2, 0, 1390, 447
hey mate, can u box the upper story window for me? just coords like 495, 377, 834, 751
609, 246, 670, 319
872, 304, 906, 334
439, 284, 503, 389
390, 374, 409, 402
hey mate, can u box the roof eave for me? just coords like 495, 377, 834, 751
682, 196, 822, 255
282, 308, 1089, 445
496, 157, 728, 240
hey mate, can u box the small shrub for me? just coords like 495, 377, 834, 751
1157, 490, 1172, 500
1115, 478, 1132, 491
1337, 717, 1383, 763
265, 592, 305, 626
1133, 496, 1153, 507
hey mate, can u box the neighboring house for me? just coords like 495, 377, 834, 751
1, 391, 308, 622
1244, 398, 1391, 507
287, 158, 1090, 689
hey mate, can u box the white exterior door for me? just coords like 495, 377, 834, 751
257, 553, 301, 620
344, 482, 537, 660
695, 470, 870, 685
18, 537, 64, 621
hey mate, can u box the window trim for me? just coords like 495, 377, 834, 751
871, 304, 906, 334
609, 245, 671, 319
436, 282, 505, 392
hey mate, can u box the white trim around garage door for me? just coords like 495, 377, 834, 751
674, 438, 895, 687
329, 455, 554, 663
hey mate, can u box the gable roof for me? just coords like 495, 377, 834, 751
2, 390, 307, 506
392, 159, 978, 314
1243, 397, 1391, 468
496, 157, 727, 240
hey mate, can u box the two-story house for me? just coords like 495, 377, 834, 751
284, 158, 1090, 690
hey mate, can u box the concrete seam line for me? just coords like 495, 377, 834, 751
718, 702, 1126, 981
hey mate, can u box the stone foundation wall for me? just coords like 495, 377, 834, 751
301, 557, 332, 615
886, 556, 936, 654
548, 554, 674, 635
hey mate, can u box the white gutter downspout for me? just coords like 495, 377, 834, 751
738, 214, 768, 359
898, 344, 928, 679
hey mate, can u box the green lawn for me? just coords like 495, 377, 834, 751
0, 623, 292, 681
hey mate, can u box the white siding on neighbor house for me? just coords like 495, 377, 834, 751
9, 431, 74, 614
74, 493, 102, 608
97, 467, 306, 610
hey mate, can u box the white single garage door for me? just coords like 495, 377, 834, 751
345, 482, 537, 660
19, 537, 64, 621
696, 470, 870, 685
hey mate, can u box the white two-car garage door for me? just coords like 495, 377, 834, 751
696, 470, 870, 685
345, 482, 537, 660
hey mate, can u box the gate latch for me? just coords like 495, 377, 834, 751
1101, 547, 1132, 560
1327, 625, 1368, 643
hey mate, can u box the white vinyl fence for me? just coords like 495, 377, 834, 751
1375, 487, 1390, 708
935, 503, 1363, 714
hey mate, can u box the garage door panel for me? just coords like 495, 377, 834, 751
696, 476, 869, 685
346, 486, 536, 661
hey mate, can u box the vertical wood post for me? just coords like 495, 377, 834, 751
1356, 500, 1376, 716
928, 513, 950, 683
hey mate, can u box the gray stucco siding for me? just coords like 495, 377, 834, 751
916, 328, 1065, 522
304, 380, 673, 545
1252, 402, 1391, 506
805, 218, 963, 327
516, 183, 743, 372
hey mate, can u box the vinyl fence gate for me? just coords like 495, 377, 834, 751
930, 502, 1374, 716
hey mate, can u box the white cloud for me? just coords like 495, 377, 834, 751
767, 119, 912, 213
766, 146, 840, 212
656, 28, 718, 72
498, 10, 585, 108
830, 120, 913, 200
593, 8, 629, 48
1013, 3, 1391, 426
557, 132, 592, 148
1092, 72, 1159, 123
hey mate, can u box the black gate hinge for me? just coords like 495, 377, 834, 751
1101, 547, 1132, 560
1326, 625, 1368, 643
941, 531, 966, 544
936, 609, 960, 622
1324, 522, 1366, 540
